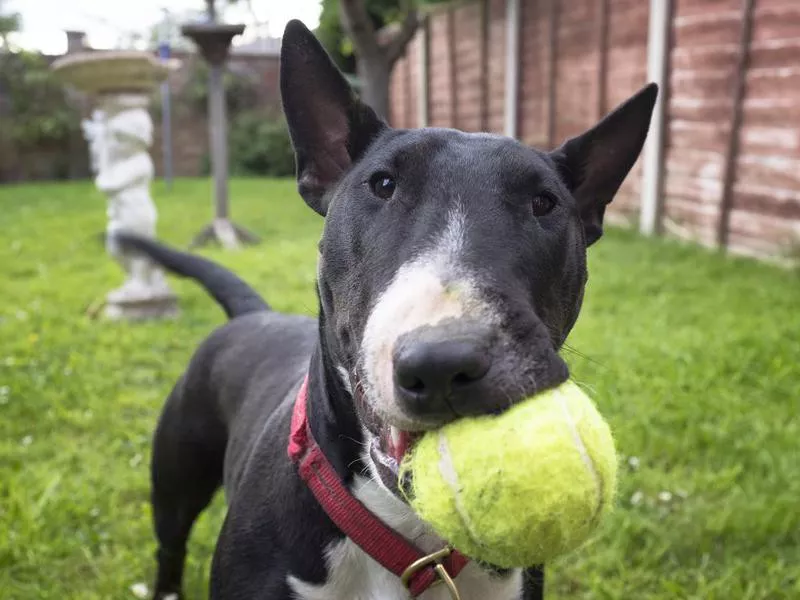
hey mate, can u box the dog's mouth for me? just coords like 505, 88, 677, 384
351, 371, 425, 494
368, 426, 423, 494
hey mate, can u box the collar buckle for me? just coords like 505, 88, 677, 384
400, 546, 462, 600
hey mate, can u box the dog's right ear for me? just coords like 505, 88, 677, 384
280, 20, 387, 216
549, 83, 658, 246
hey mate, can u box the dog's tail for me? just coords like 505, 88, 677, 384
114, 233, 270, 319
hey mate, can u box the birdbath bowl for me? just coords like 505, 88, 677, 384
181, 23, 245, 65
52, 51, 180, 320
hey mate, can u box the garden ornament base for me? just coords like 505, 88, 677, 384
52, 51, 180, 321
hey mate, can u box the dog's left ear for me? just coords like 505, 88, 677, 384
550, 83, 658, 245
280, 20, 387, 216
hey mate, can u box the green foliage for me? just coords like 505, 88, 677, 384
0, 12, 19, 44
180, 60, 259, 116
229, 111, 295, 177
176, 57, 294, 177
0, 51, 81, 148
0, 50, 82, 180
317, 0, 449, 72
1, 180, 799, 598
316, 0, 411, 72
0, 0, 21, 46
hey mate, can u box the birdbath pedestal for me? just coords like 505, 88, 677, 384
182, 23, 259, 249
52, 51, 180, 320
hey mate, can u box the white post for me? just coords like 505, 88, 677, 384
639, 0, 671, 235
417, 19, 429, 127
504, 0, 521, 138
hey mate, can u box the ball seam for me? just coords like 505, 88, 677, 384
557, 392, 604, 516
437, 431, 485, 551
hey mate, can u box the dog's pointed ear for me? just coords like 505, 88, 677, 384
280, 20, 387, 216
550, 83, 658, 245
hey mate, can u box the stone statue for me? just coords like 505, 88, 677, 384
82, 109, 107, 175
54, 50, 179, 319
89, 95, 176, 314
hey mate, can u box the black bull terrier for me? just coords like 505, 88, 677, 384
118, 20, 656, 600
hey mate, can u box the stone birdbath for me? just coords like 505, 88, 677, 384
52, 51, 180, 320
181, 20, 259, 249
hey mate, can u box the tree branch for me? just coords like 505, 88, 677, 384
386, 8, 421, 67
340, 0, 381, 57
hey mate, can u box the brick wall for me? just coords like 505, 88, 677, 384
0, 50, 281, 182
389, 0, 800, 261
151, 51, 281, 178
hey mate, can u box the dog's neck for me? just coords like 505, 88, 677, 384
295, 311, 527, 600
305, 315, 365, 481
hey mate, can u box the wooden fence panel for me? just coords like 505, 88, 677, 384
388, 0, 800, 260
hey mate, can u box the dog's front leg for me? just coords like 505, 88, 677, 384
521, 566, 545, 600
208, 452, 337, 600
209, 511, 299, 600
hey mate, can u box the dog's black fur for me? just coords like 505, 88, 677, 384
120, 20, 657, 600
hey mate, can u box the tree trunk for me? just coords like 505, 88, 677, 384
338, 0, 419, 122
357, 54, 391, 120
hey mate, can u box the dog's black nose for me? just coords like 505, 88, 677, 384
393, 322, 493, 419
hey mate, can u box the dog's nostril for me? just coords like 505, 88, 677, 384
398, 373, 426, 393
393, 330, 493, 410
453, 371, 479, 386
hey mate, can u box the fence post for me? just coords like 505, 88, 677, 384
596, 0, 609, 120
417, 18, 429, 127
404, 52, 413, 128
448, 8, 458, 129
480, 0, 490, 131
717, 0, 755, 250
639, 0, 672, 236
504, 0, 521, 138
546, 0, 559, 149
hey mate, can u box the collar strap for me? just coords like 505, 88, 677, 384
288, 375, 469, 598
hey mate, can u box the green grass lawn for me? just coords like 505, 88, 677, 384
1, 179, 798, 599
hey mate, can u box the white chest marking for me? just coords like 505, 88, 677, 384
287, 475, 522, 600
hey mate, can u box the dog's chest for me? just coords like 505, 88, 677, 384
287, 475, 522, 600
288, 538, 522, 600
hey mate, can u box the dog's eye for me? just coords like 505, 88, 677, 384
369, 172, 396, 199
531, 193, 557, 216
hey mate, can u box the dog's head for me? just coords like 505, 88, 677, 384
281, 21, 656, 492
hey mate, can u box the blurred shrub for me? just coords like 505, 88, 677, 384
0, 51, 82, 181
229, 111, 295, 177
0, 51, 80, 147
181, 60, 260, 116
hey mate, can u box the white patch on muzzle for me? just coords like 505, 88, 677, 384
359, 207, 497, 428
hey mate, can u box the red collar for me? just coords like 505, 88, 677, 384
288, 375, 469, 598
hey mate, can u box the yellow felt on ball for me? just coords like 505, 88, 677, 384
399, 381, 617, 568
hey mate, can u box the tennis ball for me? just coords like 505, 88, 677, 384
399, 381, 617, 568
